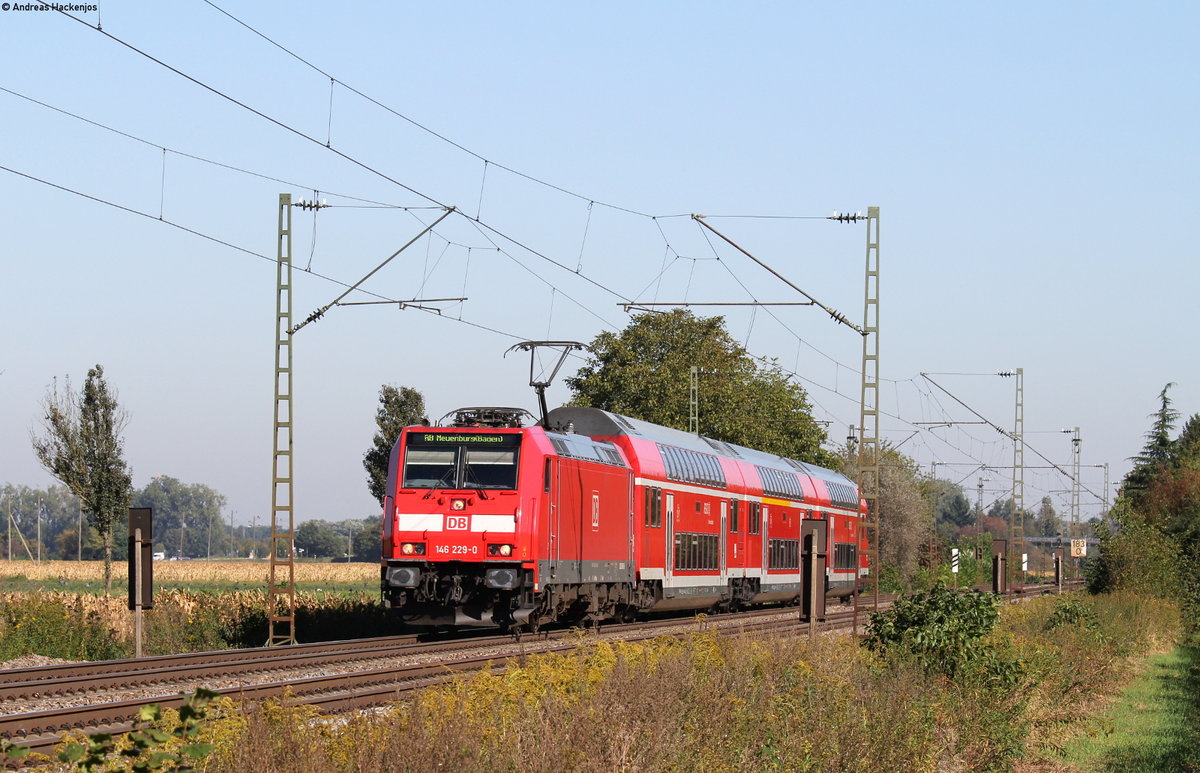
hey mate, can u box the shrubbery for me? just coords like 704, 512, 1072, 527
864, 583, 1009, 680
3, 587, 1180, 772
0, 589, 407, 661
0, 594, 126, 662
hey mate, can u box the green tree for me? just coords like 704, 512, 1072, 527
1124, 382, 1179, 506
838, 443, 933, 588
565, 310, 831, 464
931, 484, 973, 529
31, 365, 132, 593
0, 484, 87, 561
132, 476, 228, 559
295, 519, 344, 560
350, 517, 379, 562
364, 385, 427, 503
1091, 386, 1200, 630
1032, 496, 1063, 538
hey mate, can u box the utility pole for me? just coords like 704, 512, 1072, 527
269, 193, 298, 646
1069, 427, 1081, 577
1103, 462, 1110, 515
77, 497, 82, 561
1008, 368, 1024, 589
976, 477, 988, 527
856, 206, 881, 618
36, 496, 42, 564
1069, 427, 1081, 537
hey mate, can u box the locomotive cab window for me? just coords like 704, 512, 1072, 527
463, 449, 519, 489
402, 449, 457, 488
402, 433, 521, 490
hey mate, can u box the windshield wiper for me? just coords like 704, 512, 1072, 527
422, 467, 458, 499
462, 464, 491, 500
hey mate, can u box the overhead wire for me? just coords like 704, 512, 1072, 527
0, 84, 424, 210
198, 0, 659, 219
7, 158, 1041, 500
25, 6, 1103, 505
5, 77, 618, 354
37, 6, 641, 314
0, 161, 565, 352
20, 6, 877, 380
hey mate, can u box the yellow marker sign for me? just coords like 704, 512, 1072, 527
1071, 539, 1087, 558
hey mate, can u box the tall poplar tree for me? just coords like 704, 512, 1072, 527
31, 365, 132, 593
364, 384, 427, 503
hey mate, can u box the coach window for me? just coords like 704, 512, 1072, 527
665, 447, 681, 480
749, 502, 761, 535
729, 499, 739, 533
645, 487, 662, 528
543, 458, 552, 493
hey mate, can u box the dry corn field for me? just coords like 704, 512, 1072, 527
0, 559, 378, 585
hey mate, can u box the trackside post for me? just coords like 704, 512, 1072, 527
127, 507, 154, 658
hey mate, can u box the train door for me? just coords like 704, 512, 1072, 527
627, 471, 636, 570
665, 492, 676, 580
557, 461, 583, 584
548, 457, 560, 580
761, 505, 769, 577
719, 500, 728, 578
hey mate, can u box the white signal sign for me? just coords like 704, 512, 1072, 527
951, 548, 959, 573
1021, 553, 1028, 571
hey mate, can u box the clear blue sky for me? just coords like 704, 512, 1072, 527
1, 2, 1196, 527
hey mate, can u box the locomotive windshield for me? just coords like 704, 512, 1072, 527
401, 432, 520, 490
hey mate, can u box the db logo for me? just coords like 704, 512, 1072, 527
445, 515, 470, 530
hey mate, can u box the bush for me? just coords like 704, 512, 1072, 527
0, 594, 128, 661
0, 589, 410, 661
864, 583, 1014, 682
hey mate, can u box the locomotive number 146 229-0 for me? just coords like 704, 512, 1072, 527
434, 545, 479, 555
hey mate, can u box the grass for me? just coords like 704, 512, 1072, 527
4, 589, 1187, 771
0, 559, 378, 595
1051, 646, 1200, 772
0, 560, 401, 660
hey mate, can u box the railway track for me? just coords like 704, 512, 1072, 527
0, 606, 813, 754
0, 581, 1078, 759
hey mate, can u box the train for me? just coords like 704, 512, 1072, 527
379, 405, 869, 631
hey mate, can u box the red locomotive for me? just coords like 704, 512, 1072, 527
380, 405, 869, 630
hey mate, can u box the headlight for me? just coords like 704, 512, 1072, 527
499, 544, 512, 557
386, 566, 420, 588
487, 543, 514, 557
485, 567, 522, 589
400, 542, 425, 555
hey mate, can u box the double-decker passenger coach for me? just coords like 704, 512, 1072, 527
381, 405, 868, 631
